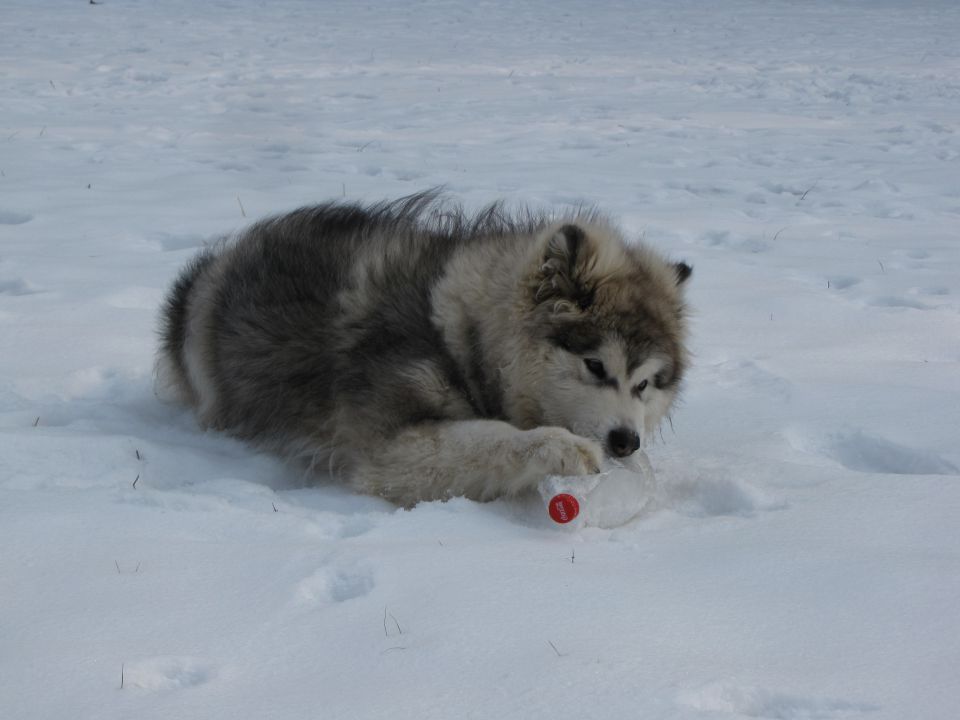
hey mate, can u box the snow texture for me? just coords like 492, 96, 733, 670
2, 1, 959, 719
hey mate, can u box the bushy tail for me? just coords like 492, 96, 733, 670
154, 248, 218, 404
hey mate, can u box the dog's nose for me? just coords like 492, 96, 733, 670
607, 427, 640, 457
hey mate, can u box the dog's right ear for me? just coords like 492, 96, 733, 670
536, 224, 594, 309
674, 261, 692, 285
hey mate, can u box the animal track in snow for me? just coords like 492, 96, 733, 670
828, 431, 958, 475
0, 210, 33, 225
296, 563, 375, 605
652, 455, 787, 519
663, 475, 785, 518
328, 568, 375, 602
122, 656, 214, 691
867, 295, 929, 310
701, 358, 792, 401
0, 277, 40, 295
826, 275, 860, 290
678, 682, 878, 719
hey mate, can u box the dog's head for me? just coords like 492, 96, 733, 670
525, 221, 691, 460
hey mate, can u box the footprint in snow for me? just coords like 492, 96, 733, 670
0, 210, 33, 225
295, 563, 375, 606
788, 428, 958, 476
661, 475, 786, 519
826, 275, 860, 291
678, 682, 879, 718
649, 454, 787, 519
0, 277, 41, 295
121, 656, 214, 692
828, 430, 958, 476
867, 295, 929, 310
696, 358, 792, 402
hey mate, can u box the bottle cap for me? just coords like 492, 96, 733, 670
548, 493, 580, 524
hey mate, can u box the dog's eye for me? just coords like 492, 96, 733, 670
633, 379, 648, 397
584, 358, 606, 379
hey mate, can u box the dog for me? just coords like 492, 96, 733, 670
157, 191, 691, 506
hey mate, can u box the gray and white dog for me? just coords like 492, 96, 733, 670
158, 191, 691, 507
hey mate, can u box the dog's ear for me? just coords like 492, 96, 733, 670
674, 261, 692, 286
536, 224, 594, 310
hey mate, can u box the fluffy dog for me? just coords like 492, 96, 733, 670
158, 191, 691, 506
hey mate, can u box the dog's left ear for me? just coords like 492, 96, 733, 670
537, 224, 594, 310
674, 261, 692, 286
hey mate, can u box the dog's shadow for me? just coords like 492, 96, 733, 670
9, 373, 783, 530
9, 372, 393, 519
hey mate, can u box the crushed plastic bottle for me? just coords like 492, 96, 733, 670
538, 451, 656, 529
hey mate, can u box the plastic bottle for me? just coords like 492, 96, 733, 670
538, 451, 656, 529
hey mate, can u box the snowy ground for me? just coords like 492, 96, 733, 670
2, 1, 960, 718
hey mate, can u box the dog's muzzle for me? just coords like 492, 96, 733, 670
607, 427, 640, 458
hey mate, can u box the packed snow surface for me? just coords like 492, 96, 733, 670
2, 1, 959, 718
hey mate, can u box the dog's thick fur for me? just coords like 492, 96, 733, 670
158, 191, 691, 506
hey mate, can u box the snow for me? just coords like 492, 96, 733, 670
2, 1, 959, 718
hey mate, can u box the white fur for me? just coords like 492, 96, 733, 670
181, 250, 231, 427
350, 420, 603, 507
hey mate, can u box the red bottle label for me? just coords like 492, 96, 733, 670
548, 494, 580, 524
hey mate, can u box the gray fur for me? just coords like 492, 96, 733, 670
158, 191, 692, 506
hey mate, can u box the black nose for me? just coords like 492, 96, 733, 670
607, 427, 640, 458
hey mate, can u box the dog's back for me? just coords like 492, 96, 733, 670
158, 192, 519, 460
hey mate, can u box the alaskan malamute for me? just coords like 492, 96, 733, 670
158, 191, 691, 506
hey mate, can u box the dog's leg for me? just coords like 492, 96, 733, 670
349, 420, 603, 507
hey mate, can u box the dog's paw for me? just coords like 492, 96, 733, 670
523, 427, 603, 477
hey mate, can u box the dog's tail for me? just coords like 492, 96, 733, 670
154, 246, 219, 405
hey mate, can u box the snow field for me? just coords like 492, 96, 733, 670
2, 1, 959, 718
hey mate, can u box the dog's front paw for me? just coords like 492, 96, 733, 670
523, 427, 603, 477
